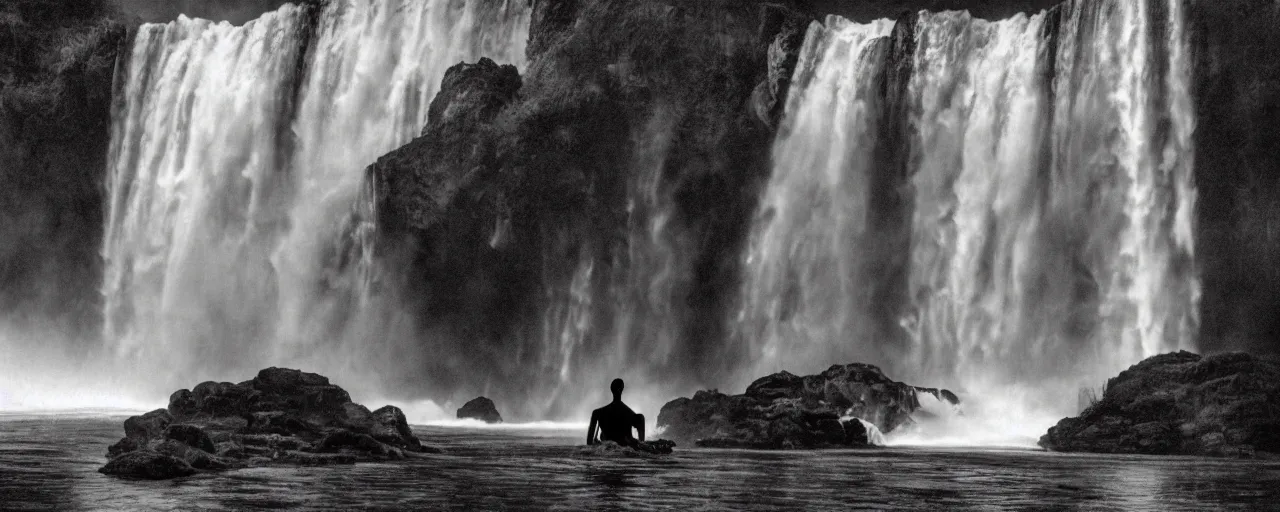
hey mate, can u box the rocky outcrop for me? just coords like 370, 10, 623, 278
456, 397, 504, 423
1039, 352, 1280, 457
576, 439, 676, 457
752, 3, 809, 128
100, 368, 434, 479
657, 363, 956, 449
99, 451, 199, 480
366, 0, 815, 419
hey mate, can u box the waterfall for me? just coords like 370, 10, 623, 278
738, 16, 896, 381
742, 0, 1198, 421
102, 0, 529, 389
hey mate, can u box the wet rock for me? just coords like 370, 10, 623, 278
164, 424, 216, 454
425, 58, 522, 132
106, 437, 140, 458
149, 439, 233, 471
98, 451, 197, 480
658, 363, 951, 449
167, 389, 198, 417
100, 367, 436, 479
123, 409, 173, 441
370, 405, 424, 450
752, 4, 809, 128
576, 440, 676, 458
457, 397, 504, 423
1040, 352, 1280, 457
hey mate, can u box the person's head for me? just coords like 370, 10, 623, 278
610, 378, 624, 399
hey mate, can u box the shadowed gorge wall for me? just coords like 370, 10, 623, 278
0, 0, 124, 333
1191, 0, 1280, 356
370, 0, 805, 416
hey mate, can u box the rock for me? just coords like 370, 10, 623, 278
1039, 352, 1280, 457
456, 397, 504, 423
99, 368, 435, 479
168, 389, 198, 417
370, 405, 423, 450
752, 4, 809, 128
150, 439, 233, 470
250, 367, 352, 414
576, 440, 676, 458
98, 451, 197, 480
657, 363, 951, 449
123, 409, 173, 441
425, 58, 522, 133
164, 424, 216, 454
106, 437, 140, 458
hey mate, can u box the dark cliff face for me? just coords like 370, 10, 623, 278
1191, 0, 1280, 356
0, 0, 125, 331
370, 0, 809, 413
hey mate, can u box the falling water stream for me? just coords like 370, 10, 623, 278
101, 0, 529, 395
742, 0, 1197, 441
86, 0, 1198, 441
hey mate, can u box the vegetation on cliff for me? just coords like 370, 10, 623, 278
0, 0, 123, 330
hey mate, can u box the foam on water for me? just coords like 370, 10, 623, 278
883, 392, 1061, 448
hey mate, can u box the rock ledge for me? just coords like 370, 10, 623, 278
456, 396, 504, 423
1040, 352, 1280, 457
657, 363, 956, 449
100, 368, 435, 479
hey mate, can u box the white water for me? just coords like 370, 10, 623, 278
884, 392, 1059, 448
743, 0, 1198, 443
738, 16, 896, 380
101, 0, 528, 395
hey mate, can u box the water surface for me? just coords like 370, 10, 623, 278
1, 415, 1277, 510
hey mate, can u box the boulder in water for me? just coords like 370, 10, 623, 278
100, 367, 435, 479
457, 397, 504, 423
1040, 352, 1280, 457
98, 450, 197, 480
576, 440, 676, 458
658, 363, 955, 449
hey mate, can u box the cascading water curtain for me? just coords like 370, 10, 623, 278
102, 0, 529, 390
741, 0, 1197, 422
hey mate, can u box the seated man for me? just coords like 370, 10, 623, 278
586, 378, 645, 447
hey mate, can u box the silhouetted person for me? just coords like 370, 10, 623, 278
586, 378, 645, 447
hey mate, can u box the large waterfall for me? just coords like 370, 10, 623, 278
102, 0, 529, 393
741, 0, 1197, 426
93, 0, 1198, 431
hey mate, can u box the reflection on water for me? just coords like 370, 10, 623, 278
1, 416, 1278, 510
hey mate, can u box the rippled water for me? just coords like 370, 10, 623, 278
1, 414, 1278, 510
